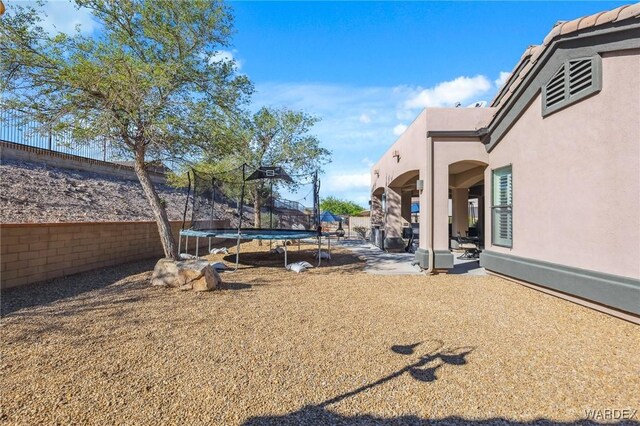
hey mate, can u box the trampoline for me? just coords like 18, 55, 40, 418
178, 164, 328, 270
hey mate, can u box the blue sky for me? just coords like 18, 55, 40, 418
16, 0, 631, 207
227, 1, 629, 207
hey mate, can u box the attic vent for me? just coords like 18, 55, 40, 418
542, 55, 601, 117
569, 59, 592, 96
545, 65, 566, 108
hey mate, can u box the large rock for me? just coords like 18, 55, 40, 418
151, 258, 222, 291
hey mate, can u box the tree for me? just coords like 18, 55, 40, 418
197, 106, 331, 231
0, 0, 252, 260
320, 196, 364, 216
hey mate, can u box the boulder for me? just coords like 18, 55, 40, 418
151, 258, 222, 291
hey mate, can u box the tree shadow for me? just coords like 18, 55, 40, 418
219, 281, 252, 291
220, 247, 366, 274
1, 259, 157, 317
243, 341, 634, 425
317, 340, 471, 408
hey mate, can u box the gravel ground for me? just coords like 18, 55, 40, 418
1, 241, 638, 425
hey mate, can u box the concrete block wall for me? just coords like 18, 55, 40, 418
0, 221, 226, 289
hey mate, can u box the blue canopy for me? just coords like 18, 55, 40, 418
319, 211, 341, 223
411, 202, 420, 213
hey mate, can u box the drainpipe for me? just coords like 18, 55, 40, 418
424, 135, 435, 274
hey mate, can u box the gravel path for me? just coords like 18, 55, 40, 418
1, 242, 638, 425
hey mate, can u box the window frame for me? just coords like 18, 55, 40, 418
491, 165, 513, 248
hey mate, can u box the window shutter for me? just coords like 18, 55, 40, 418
492, 167, 513, 247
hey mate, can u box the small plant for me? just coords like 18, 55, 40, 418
353, 226, 368, 240
159, 198, 167, 209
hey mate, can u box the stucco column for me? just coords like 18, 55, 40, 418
451, 188, 469, 238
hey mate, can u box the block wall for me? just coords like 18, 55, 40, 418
0, 221, 227, 289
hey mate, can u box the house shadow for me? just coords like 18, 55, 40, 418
243, 409, 637, 425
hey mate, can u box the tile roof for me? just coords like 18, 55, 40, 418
491, 3, 640, 109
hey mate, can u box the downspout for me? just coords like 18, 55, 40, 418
424, 135, 435, 274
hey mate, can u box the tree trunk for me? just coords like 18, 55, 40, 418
134, 148, 179, 260
253, 188, 262, 246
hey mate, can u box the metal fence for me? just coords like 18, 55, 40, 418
273, 198, 306, 212
0, 110, 126, 162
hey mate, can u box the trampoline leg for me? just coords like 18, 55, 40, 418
230, 235, 241, 273
284, 242, 288, 268
208, 237, 211, 253
178, 234, 182, 256
185, 236, 189, 255
317, 236, 322, 267
196, 237, 199, 258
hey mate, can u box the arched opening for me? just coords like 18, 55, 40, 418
384, 170, 420, 251
448, 161, 488, 258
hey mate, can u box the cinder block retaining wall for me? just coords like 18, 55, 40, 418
0, 221, 226, 289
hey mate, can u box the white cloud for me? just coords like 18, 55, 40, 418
403, 75, 492, 109
324, 172, 371, 192
393, 124, 407, 136
495, 71, 511, 89
209, 49, 243, 70
8, 0, 99, 35
359, 113, 371, 124
252, 77, 499, 205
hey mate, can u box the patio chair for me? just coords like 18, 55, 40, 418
457, 234, 479, 259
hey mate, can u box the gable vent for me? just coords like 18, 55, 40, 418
545, 65, 566, 108
569, 59, 593, 96
542, 55, 601, 117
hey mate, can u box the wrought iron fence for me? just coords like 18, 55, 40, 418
273, 198, 305, 212
0, 110, 125, 163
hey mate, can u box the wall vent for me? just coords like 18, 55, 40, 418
542, 55, 601, 117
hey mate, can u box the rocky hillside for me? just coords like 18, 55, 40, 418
0, 159, 240, 224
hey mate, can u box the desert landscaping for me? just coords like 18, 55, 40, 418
1, 241, 638, 425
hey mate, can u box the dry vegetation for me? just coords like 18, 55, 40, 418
1, 241, 638, 425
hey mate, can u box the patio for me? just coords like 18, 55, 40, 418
1, 241, 638, 425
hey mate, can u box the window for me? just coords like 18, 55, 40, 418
492, 166, 512, 247
542, 56, 602, 116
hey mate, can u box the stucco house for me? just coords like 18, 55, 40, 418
370, 4, 640, 318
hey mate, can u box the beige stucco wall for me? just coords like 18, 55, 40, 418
371, 110, 428, 194
485, 49, 640, 279
371, 108, 495, 249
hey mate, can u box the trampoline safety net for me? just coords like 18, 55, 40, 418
183, 165, 320, 233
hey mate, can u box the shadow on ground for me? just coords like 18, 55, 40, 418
1, 258, 157, 317
244, 409, 637, 426
221, 245, 366, 274
449, 260, 482, 275
244, 340, 635, 426
243, 340, 478, 425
